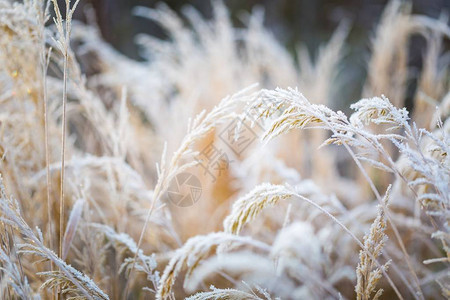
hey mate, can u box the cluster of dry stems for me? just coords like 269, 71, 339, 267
0, 0, 449, 299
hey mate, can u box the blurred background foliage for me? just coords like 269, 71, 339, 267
67, 0, 450, 109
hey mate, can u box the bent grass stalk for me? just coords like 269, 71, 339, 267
124, 86, 254, 297
259, 89, 424, 298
